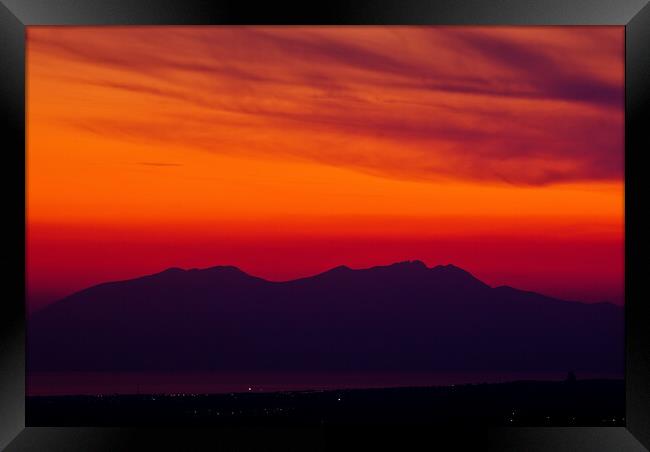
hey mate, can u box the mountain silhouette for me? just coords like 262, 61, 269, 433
27, 261, 623, 373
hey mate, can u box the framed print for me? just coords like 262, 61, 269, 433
1, 1, 649, 450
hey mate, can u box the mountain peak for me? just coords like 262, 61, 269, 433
330, 264, 351, 272
203, 265, 247, 273
431, 263, 470, 274
396, 259, 428, 268
198, 265, 261, 282
160, 267, 185, 274
429, 264, 489, 287
378, 260, 428, 271
146, 265, 258, 284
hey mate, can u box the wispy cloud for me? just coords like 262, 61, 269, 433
27, 26, 623, 186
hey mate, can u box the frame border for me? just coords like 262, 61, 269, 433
1, 1, 648, 450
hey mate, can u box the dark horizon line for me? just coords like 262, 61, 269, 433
26, 375, 625, 399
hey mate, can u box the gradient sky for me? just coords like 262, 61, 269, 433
26, 26, 624, 311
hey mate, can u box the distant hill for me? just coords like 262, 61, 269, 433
27, 261, 623, 373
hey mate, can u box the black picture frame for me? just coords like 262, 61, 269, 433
1, 1, 648, 450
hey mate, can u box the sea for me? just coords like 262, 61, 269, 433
26, 370, 624, 396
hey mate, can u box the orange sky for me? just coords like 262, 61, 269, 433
26, 26, 624, 310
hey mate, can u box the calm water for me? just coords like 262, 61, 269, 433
26, 371, 623, 396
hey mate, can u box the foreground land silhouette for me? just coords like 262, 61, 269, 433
27, 378, 624, 427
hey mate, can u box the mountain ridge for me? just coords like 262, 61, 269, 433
27, 261, 623, 373
42, 260, 599, 306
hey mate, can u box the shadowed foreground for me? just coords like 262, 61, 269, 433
27, 379, 624, 427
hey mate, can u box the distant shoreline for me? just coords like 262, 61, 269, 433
26, 370, 624, 397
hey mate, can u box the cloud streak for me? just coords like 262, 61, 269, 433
27, 26, 624, 186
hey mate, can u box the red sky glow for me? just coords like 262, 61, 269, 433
27, 26, 624, 311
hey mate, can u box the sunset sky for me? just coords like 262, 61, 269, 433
26, 26, 624, 311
